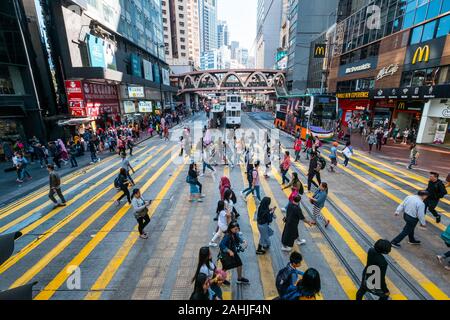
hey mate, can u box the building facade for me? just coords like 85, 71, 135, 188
42, 0, 177, 133
162, 0, 200, 68
199, 0, 217, 55
328, 0, 450, 146
0, 0, 49, 143
255, 0, 283, 69
286, 0, 338, 93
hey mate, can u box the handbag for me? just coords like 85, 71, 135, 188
135, 206, 149, 219
219, 252, 240, 270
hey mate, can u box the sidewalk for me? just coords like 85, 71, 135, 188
0, 131, 154, 207
346, 133, 450, 176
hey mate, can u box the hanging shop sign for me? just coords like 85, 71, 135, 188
123, 101, 136, 114
338, 56, 378, 77
370, 84, 450, 100
65, 80, 85, 117
336, 91, 369, 99
404, 37, 446, 71
128, 86, 145, 98
314, 44, 326, 58
162, 68, 170, 86
376, 64, 399, 81
138, 101, 153, 113
87, 34, 106, 68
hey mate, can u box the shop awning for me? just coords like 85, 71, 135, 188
0, 106, 26, 118
57, 117, 95, 126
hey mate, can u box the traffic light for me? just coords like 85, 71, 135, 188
0, 231, 37, 300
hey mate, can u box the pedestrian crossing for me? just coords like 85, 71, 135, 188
0, 116, 449, 300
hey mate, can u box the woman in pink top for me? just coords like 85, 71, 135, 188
281, 151, 291, 185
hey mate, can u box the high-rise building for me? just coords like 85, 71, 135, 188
217, 20, 229, 48
38, 0, 177, 129
230, 41, 240, 59
236, 48, 249, 66
200, 45, 231, 70
199, 0, 218, 55
255, 0, 283, 69
328, 0, 450, 147
162, 0, 200, 68
286, 0, 338, 93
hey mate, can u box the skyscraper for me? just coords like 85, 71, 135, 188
199, 0, 218, 55
161, 0, 200, 68
217, 20, 229, 48
255, 0, 283, 69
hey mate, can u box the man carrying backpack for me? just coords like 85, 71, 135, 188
424, 172, 447, 224
307, 152, 322, 192
275, 252, 304, 300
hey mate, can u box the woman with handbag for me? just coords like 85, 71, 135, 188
282, 172, 304, 213
131, 189, 152, 239
256, 197, 276, 255
187, 163, 203, 202
192, 247, 226, 299
219, 222, 249, 284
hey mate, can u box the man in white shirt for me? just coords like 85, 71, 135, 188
391, 191, 428, 248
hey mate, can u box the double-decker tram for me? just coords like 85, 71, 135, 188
274, 94, 338, 141
225, 94, 242, 128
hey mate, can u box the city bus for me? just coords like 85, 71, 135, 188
274, 94, 338, 141
225, 94, 242, 128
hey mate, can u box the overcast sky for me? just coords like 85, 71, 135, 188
217, 0, 257, 55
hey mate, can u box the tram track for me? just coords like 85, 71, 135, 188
248, 113, 429, 300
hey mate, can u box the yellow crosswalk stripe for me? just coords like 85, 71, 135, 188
329, 194, 449, 300
321, 151, 446, 232
0, 146, 148, 220
323, 149, 449, 219
352, 151, 450, 207
84, 159, 187, 300
31, 148, 179, 299
0, 147, 157, 234
287, 157, 408, 300
239, 164, 278, 299
267, 168, 355, 300
0, 146, 171, 278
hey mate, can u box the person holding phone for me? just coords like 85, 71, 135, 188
131, 188, 152, 239
256, 197, 276, 255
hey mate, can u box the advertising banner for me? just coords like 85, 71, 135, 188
153, 64, 161, 84
131, 53, 142, 77
138, 101, 153, 113
162, 68, 170, 85
82, 81, 119, 115
87, 34, 106, 68
65, 80, 85, 117
128, 86, 145, 98
143, 60, 153, 81
124, 101, 136, 114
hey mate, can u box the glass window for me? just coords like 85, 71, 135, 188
393, 17, 403, 33
406, 0, 418, 12
436, 15, 450, 37
441, 0, 450, 13
403, 11, 415, 28
427, 0, 443, 19
410, 25, 424, 44
425, 68, 436, 85
414, 5, 428, 24
438, 66, 450, 84
422, 20, 437, 41
412, 69, 426, 86
401, 71, 413, 87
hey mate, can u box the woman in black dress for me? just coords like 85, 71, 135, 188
281, 195, 314, 251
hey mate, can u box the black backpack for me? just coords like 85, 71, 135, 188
114, 176, 120, 189
318, 157, 326, 170
275, 266, 296, 299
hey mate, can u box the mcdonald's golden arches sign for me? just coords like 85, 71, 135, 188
412, 45, 430, 64
314, 44, 326, 58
